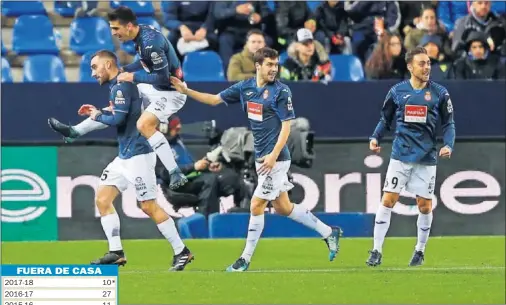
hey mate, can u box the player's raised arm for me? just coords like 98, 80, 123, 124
370, 89, 397, 145
439, 91, 456, 154
92, 85, 131, 126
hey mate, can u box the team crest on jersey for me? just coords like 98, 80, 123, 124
151, 52, 163, 65
115, 90, 125, 104
263, 89, 269, 99
287, 96, 293, 111
424, 91, 432, 101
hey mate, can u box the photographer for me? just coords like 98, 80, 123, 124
156, 116, 247, 217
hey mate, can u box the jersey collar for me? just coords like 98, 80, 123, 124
133, 25, 143, 46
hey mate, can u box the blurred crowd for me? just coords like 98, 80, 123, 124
159, 0, 506, 81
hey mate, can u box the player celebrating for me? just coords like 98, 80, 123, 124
48, 50, 194, 272
170, 47, 343, 272
109, 6, 187, 190
366, 47, 455, 267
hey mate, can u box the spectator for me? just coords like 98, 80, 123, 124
399, 1, 435, 32
437, 1, 469, 33
156, 116, 247, 217
275, 2, 313, 50
213, 1, 272, 71
404, 6, 453, 60
452, 0, 506, 57
280, 29, 332, 82
227, 29, 265, 81
419, 34, 452, 80
163, 2, 217, 57
452, 31, 506, 79
344, 1, 401, 63
312, 1, 352, 54
365, 32, 407, 80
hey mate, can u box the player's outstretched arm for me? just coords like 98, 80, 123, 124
121, 60, 143, 73
92, 86, 130, 126
170, 76, 222, 106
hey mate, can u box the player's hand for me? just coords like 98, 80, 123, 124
194, 27, 207, 41
170, 76, 188, 94
369, 138, 381, 153
78, 104, 96, 116
117, 72, 134, 83
89, 108, 102, 120
194, 159, 210, 171
209, 162, 222, 172
257, 153, 276, 176
439, 146, 452, 158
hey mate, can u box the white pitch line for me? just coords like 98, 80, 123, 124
119, 266, 505, 274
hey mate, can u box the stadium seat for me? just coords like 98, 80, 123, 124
79, 51, 96, 83
1, 58, 13, 83
54, 1, 77, 17
307, 1, 322, 12
1, 41, 7, 56
266, 1, 276, 12
1, 1, 46, 17
329, 54, 365, 81
182, 51, 225, 81
23, 55, 66, 83
70, 17, 115, 55
12, 15, 59, 55
120, 17, 161, 54
110, 1, 155, 16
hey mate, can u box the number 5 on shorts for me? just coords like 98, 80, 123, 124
100, 170, 109, 181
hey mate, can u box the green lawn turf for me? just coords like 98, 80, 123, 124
2, 236, 504, 304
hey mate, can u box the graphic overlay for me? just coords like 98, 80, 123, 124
0, 265, 118, 305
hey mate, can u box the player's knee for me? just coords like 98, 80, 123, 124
95, 196, 114, 215
381, 192, 398, 208
417, 198, 432, 214
139, 200, 157, 216
136, 116, 156, 136
250, 198, 267, 216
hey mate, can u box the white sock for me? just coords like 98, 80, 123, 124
373, 205, 392, 253
147, 131, 178, 173
241, 214, 265, 262
415, 212, 433, 252
288, 203, 332, 238
73, 118, 108, 136
157, 218, 186, 255
100, 213, 123, 252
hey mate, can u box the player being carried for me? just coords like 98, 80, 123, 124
366, 46, 456, 267
170, 47, 343, 272
48, 50, 194, 272
48, 6, 188, 190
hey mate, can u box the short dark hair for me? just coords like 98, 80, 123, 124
405, 46, 427, 64
253, 47, 278, 65
91, 49, 118, 65
247, 29, 264, 40
107, 6, 137, 26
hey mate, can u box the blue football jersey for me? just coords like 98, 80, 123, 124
94, 76, 152, 159
219, 78, 296, 161
124, 25, 183, 91
371, 80, 456, 165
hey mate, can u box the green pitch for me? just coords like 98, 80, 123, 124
2, 236, 504, 304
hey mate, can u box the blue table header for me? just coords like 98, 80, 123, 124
0, 265, 118, 276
